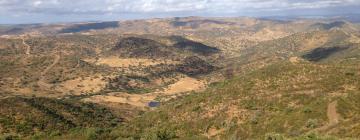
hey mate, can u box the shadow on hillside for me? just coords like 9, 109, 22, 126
60, 21, 119, 33
302, 46, 349, 61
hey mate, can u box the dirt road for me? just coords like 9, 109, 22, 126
327, 101, 340, 125
22, 38, 31, 55
37, 55, 60, 89
314, 100, 341, 132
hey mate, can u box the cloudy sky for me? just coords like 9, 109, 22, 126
0, 0, 360, 24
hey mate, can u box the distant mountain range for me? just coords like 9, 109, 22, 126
1, 15, 360, 36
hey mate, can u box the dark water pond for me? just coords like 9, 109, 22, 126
148, 101, 160, 107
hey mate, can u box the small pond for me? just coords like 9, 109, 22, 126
148, 101, 161, 107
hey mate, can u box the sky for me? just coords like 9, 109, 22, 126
0, 0, 360, 24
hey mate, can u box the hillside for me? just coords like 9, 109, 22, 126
220, 29, 360, 76
1, 17, 360, 140
108, 36, 219, 59
23, 59, 360, 140
109, 60, 360, 139
0, 97, 123, 139
59, 22, 120, 33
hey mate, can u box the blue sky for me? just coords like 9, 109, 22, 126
0, 0, 360, 24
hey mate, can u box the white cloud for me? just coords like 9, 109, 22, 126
1, 0, 359, 15
0, 0, 359, 23
32, 0, 42, 7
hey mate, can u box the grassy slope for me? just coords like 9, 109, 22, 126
17, 50, 360, 140
0, 97, 122, 139
108, 61, 360, 140
1, 27, 360, 140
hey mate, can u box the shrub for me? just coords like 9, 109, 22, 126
306, 119, 318, 129
151, 128, 177, 140
264, 133, 285, 140
0, 134, 20, 140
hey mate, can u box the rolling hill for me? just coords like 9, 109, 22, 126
0, 17, 360, 140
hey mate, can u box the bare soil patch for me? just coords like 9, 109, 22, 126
83, 76, 207, 107
289, 57, 300, 64
161, 77, 206, 94
86, 57, 179, 68
57, 75, 107, 95
83, 93, 156, 107
204, 127, 225, 139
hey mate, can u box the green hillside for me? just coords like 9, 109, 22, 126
1, 17, 360, 140
0, 97, 121, 139
109, 61, 360, 139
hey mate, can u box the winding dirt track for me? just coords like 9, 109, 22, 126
314, 100, 341, 132
327, 101, 340, 125
21, 38, 61, 90
37, 55, 60, 89
22, 38, 31, 55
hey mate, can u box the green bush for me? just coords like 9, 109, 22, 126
143, 128, 177, 140
306, 119, 318, 129
295, 133, 339, 140
0, 134, 20, 140
264, 133, 285, 140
